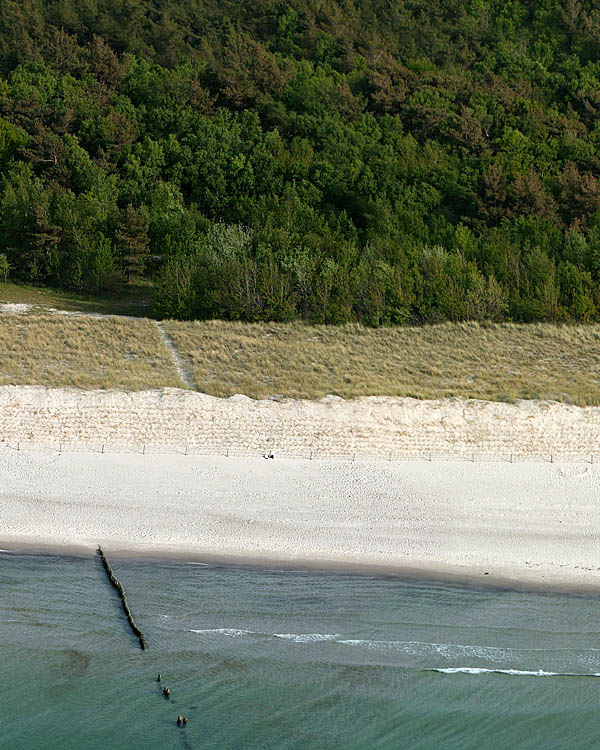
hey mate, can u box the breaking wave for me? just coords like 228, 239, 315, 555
272, 633, 339, 642
187, 631, 600, 674
430, 667, 600, 677
189, 628, 339, 642
189, 628, 255, 637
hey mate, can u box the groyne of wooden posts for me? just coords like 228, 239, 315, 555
97, 545, 147, 650
98, 547, 197, 740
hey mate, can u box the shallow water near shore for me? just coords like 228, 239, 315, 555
2, 552, 600, 749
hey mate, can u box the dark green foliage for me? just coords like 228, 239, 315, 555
3, 0, 600, 323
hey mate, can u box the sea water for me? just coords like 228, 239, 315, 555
2, 552, 600, 749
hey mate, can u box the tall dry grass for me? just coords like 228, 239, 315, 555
162, 319, 600, 404
0, 314, 182, 389
3, 313, 600, 403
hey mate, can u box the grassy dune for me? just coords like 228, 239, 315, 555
0, 314, 181, 390
2, 310, 600, 403
162, 320, 600, 405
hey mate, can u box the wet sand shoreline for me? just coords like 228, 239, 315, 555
3, 448, 600, 594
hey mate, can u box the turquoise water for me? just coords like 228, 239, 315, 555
2, 552, 600, 749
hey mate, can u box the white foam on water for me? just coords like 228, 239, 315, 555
189, 628, 254, 637
273, 633, 340, 642
337, 639, 513, 661
431, 667, 600, 677
187, 562, 209, 566
186, 631, 600, 670
189, 628, 339, 642
185, 630, 600, 680
338, 637, 599, 654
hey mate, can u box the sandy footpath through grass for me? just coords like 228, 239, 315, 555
2, 449, 600, 591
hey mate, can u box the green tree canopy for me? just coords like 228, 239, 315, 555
2, 0, 600, 324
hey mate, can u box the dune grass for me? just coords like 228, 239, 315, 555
161, 319, 600, 405
3, 311, 600, 403
0, 314, 182, 390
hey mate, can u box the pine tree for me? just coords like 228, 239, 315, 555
116, 205, 150, 281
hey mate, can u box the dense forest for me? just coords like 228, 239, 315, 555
2, 0, 600, 323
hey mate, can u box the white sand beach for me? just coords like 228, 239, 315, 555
2, 446, 600, 590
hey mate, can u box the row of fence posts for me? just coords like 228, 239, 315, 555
4, 442, 597, 464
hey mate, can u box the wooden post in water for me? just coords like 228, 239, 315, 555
97, 546, 147, 650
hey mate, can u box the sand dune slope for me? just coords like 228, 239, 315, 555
1, 386, 600, 459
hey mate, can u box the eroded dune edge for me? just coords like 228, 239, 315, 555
1, 385, 600, 458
